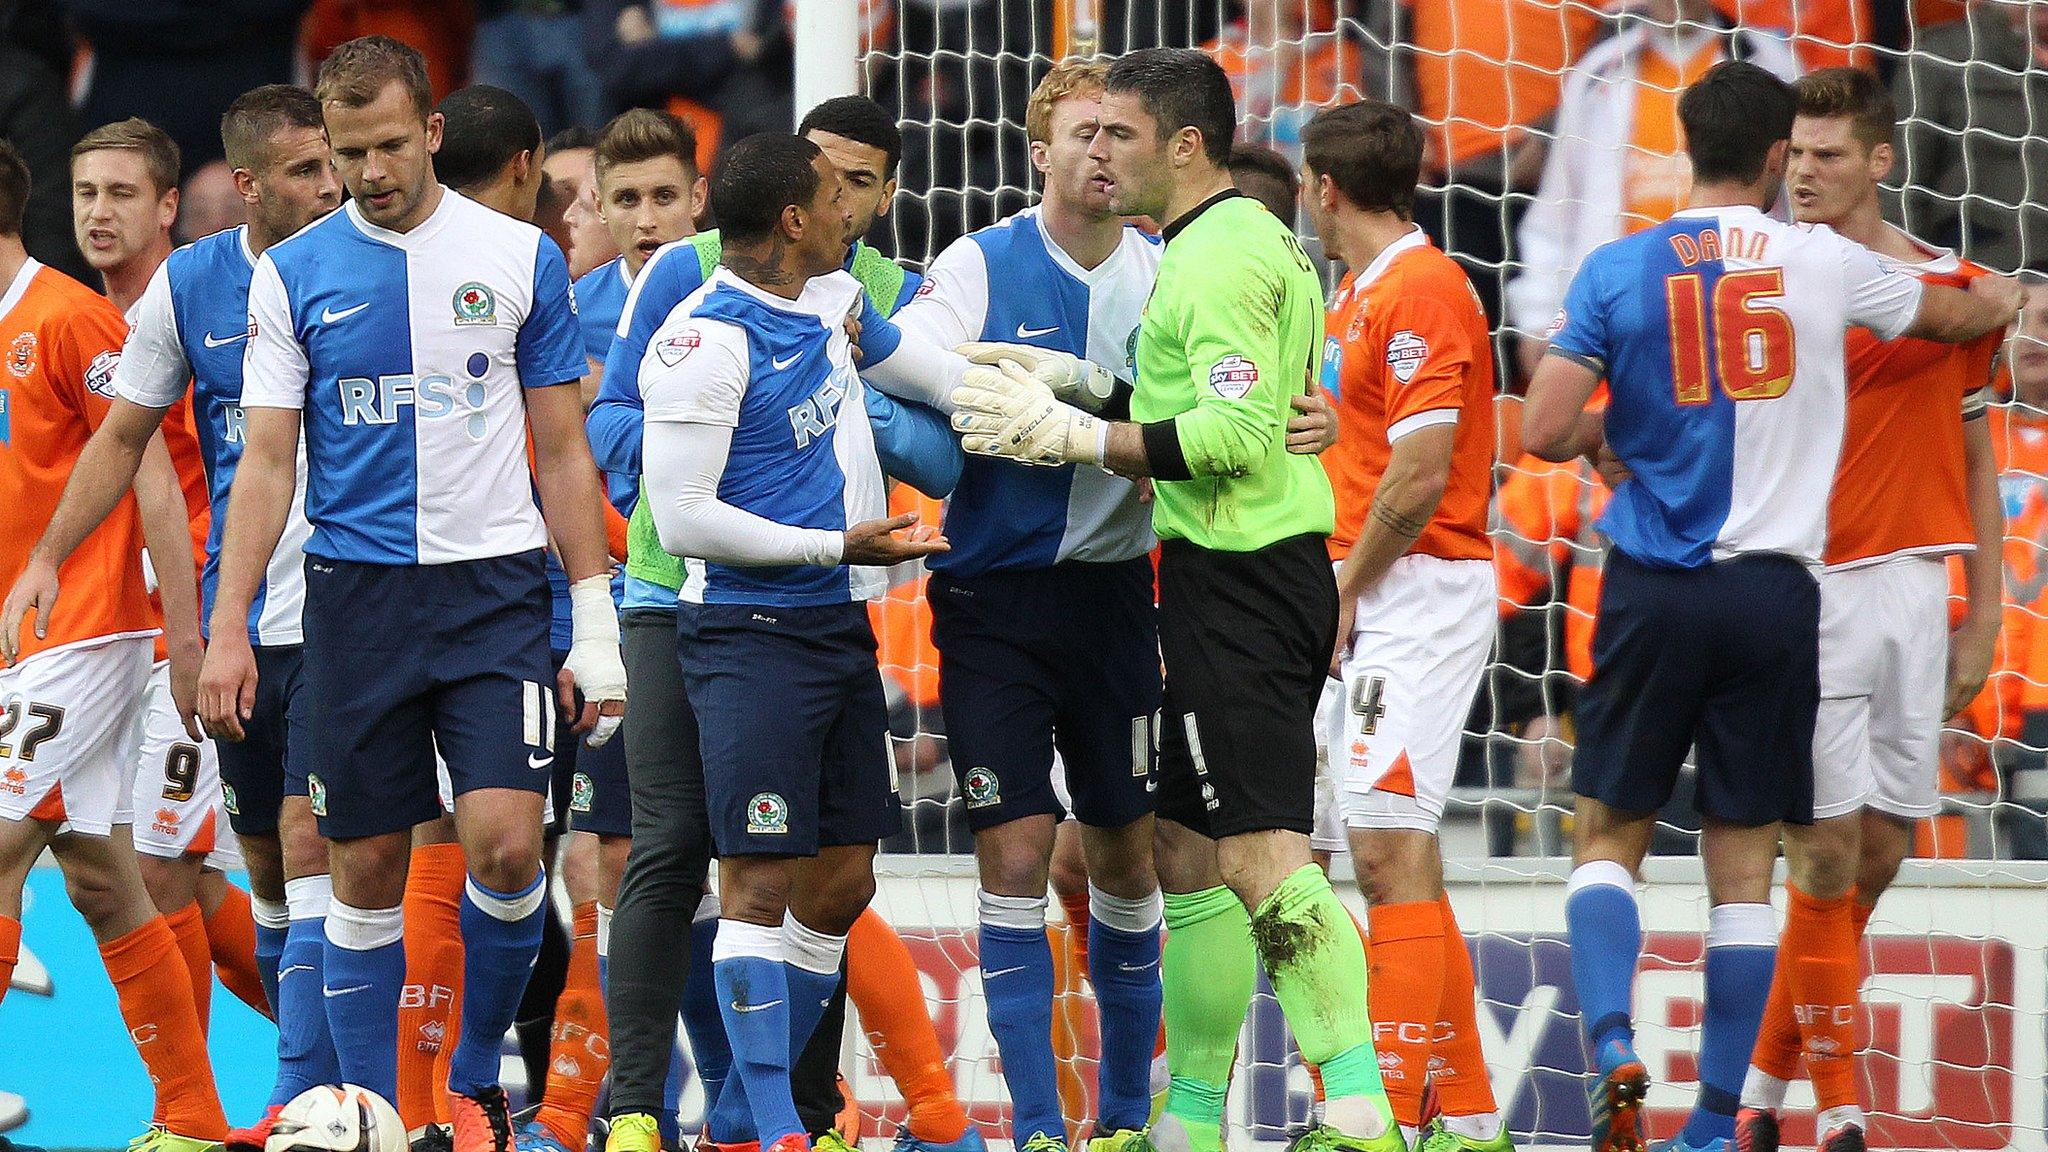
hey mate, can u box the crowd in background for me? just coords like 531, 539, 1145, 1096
5, 0, 2048, 859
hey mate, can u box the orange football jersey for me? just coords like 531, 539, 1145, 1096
1, 259, 157, 661
1323, 230, 1497, 564
1826, 242, 2001, 568
1496, 454, 1611, 682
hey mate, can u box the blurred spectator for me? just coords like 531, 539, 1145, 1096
302, 0, 476, 102
5, 0, 73, 81
1505, 0, 1798, 370
436, 84, 546, 221
1207, 1, 1363, 167
1983, 276, 2048, 853
581, 0, 791, 153
174, 158, 245, 243
1386, 0, 1604, 329
1717, 0, 1872, 70
473, 0, 602, 136
65, 0, 311, 172
0, 35, 89, 281
540, 125, 617, 278
1228, 142, 1300, 224
1890, 2, 2048, 273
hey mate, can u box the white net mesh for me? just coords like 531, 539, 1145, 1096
820, 2, 2048, 1149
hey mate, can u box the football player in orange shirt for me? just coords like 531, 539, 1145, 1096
1302, 100, 1509, 1152
1734, 70, 2011, 1152
0, 139, 231, 1152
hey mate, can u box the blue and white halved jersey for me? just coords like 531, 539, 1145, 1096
241, 190, 587, 566
1549, 205, 1924, 570
639, 267, 885, 608
113, 225, 314, 645
575, 256, 632, 366
894, 207, 1160, 578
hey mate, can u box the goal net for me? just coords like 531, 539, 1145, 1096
799, 2, 2048, 1150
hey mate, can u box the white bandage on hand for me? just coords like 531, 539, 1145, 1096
565, 573, 628, 747
956, 341, 1120, 413
949, 361, 1106, 467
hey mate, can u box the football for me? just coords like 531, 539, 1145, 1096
263, 1085, 407, 1152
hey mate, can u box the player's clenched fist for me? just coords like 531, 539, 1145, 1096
565, 574, 628, 747
957, 341, 1121, 413
841, 512, 950, 566
951, 360, 1105, 466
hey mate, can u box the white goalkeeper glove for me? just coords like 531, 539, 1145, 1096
950, 360, 1106, 467
564, 573, 627, 747
956, 341, 1120, 413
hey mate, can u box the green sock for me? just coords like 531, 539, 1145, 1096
1253, 864, 1389, 1115
1161, 885, 1257, 1150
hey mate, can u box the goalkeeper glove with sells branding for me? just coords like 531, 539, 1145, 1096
565, 573, 627, 746
956, 341, 1121, 413
950, 360, 1107, 466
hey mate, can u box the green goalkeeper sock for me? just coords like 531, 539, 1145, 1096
1254, 865, 1392, 1127
1160, 885, 1257, 1152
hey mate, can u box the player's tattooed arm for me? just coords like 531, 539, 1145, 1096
1370, 499, 1429, 538
1329, 422, 1455, 675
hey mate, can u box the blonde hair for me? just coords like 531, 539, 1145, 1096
315, 35, 433, 120
1027, 59, 1109, 146
72, 118, 180, 195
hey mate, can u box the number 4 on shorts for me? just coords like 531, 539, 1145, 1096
1349, 675, 1386, 736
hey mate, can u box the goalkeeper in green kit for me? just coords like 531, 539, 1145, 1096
948, 46, 1401, 1152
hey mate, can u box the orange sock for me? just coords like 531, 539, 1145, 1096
534, 902, 610, 1146
1780, 885, 1860, 1111
1367, 900, 1446, 1129
1750, 945, 1803, 1082
1431, 896, 1499, 1118
101, 917, 228, 1140
1057, 885, 1092, 972
0, 915, 18, 1006
397, 842, 468, 1130
166, 901, 213, 1034
205, 883, 271, 1019
847, 906, 969, 1143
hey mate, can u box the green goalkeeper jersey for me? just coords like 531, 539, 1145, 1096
1129, 190, 1334, 553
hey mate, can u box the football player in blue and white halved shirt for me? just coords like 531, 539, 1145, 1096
198, 38, 626, 1151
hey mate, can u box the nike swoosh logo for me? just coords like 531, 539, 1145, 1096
732, 999, 784, 1013
1016, 323, 1060, 338
529, 753, 555, 770
324, 983, 372, 998
321, 302, 370, 324
202, 331, 246, 348
985, 965, 1028, 979
771, 351, 803, 370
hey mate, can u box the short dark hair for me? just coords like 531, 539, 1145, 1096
1228, 143, 1299, 221
1301, 100, 1422, 219
0, 141, 29, 238
435, 85, 542, 192
221, 84, 326, 171
711, 133, 822, 245
1794, 67, 1896, 151
73, 118, 181, 195
596, 108, 700, 183
798, 95, 902, 177
1104, 48, 1237, 165
315, 35, 434, 121
1680, 61, 1797, 185
546, 126, 598, 156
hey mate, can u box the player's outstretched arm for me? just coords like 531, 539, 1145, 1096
1902, 274, 2022, 344
529, 382, 628, 744
133, 433, 204, 740
0, 398, 169, 665
1522, 352, 1606, 463
200, 405, 300, 741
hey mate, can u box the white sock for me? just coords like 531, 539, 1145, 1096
1817, 1104, 1867, 1135
1324, 1095, 1391, 1140
1444, 1113, 1503, 1141
1740, 1066, 1790, 1111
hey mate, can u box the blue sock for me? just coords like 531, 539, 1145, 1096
1565, 863, 1642, 1065
253, 898, 287, 1020
323, 899, 405, 1102
449, 870, 549, 1097
713, 922, 803, 1147
979, 895, 1060, 1147
1088, 899, 1164, 1132
685, 911, 736, 1131
272, 902, 342, 1106
1680, 904, 1777, 1147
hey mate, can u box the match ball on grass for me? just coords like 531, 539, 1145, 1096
265, 1084, 407, 1152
